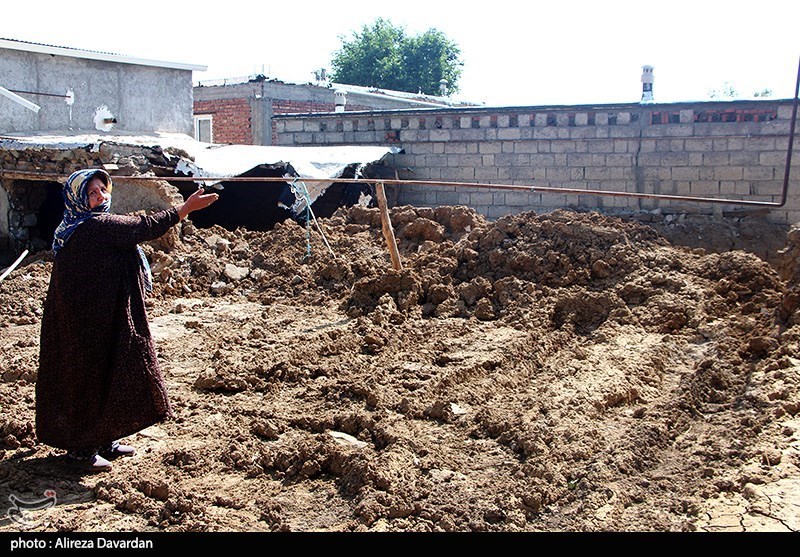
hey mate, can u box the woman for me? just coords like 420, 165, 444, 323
36, 169, 218, 472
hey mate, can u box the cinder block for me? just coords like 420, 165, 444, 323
399, 191, 428, 205
480, 142, 503, 154
475, 166, 497, 182
498, 128, 521, 140
745, 137, 775, 151
639, 139, 657, 153
540, 193, 568, 208
584, 167, 624, 180
455, 193, 471, 205
322, 132, 345, 143
410, 143, 434, 155
754, 181, 785, 196
354, 131, 377, 142
433, 143, 445, 154
496, 153, 532, 166
518, 114, 532, 127
513, 142, 539, 154
450, 155, 483, 167
744, 167, 774, 180
672, 167, 699, 180
567, 153, 595, 167
545, 168, 572, 180
575, 113, 589, 126
445, 143, 468, 155
569, 127, 595, 139
729, 152, 759, 165
451, 129, 486, 141
610, 126, 638, 138
690, 181, 720, 195
390, 118, 402, 130
471, 192, 494, 205
283, 120, 302, 132
530, 154, 556, 166
656, 140, 672, 153
614, 140, 628, 153
498, 114, 510, 128
556, 114, 569, 126
702, 152, 729, 166
679, 110, 694, 124
479, 116, 491, 128
429, 130, 451, 142
617, 112, 631, 125
481, 155, 495, 166
551, 141, 577, 153
606, 154, 633, 167
588, 140, 615, 153
505, 191, 532, 206
534, 113, 548, 126
728, 138, 744, 151
685, 138, 712, 151
533, 128, 558, 139
760, 151, 788, 165
665, 125, 693, 137
487, 205, 511, 219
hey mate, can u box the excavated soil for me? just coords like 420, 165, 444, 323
1, 205, 799, 532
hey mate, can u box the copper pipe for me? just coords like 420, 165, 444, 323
0, 169, 790, 207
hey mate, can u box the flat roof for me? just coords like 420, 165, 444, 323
0, 37, 207, 72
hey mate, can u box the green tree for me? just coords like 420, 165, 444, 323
331, 18, 463, 96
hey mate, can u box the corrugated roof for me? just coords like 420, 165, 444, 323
0, 37, 206, 72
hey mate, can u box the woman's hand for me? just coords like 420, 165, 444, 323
177, 187, 219, 220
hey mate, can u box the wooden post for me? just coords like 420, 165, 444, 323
375, 181, 402, 271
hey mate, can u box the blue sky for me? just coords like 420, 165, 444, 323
3, 0, 799, 106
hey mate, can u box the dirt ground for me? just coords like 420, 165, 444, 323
1, 204, 799, 532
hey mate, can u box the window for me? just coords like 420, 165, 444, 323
194, 115, 213, 143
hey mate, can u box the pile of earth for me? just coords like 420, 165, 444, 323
0, 205, 798, 532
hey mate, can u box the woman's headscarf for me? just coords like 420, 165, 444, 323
52, 169, 113, 254
52, 169, 153, 292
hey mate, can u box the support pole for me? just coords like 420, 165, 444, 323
375, 181, 402, 271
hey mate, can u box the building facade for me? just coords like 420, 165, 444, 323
0, 38, 205, 135
193, 75, 474, 146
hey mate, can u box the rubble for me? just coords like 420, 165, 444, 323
0, 205, 798, 532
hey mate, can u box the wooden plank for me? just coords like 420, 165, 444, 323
375, 181, 402, 271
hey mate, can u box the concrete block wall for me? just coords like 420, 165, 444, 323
273, 100, 800, 224
0, 47, 195, 135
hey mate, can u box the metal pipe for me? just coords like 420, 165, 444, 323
0, 249, 29, 284
0, 169, 789, 207
779, 56, 800, 207
7, 89, 71, 99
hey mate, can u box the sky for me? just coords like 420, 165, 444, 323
2, 0, 799, 107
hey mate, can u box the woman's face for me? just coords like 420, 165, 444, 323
86, 177, 110, 209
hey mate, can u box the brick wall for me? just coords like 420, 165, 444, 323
194, 98, 253, 145
273, 100, 800, 224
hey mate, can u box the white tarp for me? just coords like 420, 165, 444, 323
0, 131, 398, 211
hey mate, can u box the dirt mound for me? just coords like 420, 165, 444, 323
1, 205, 798, 532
